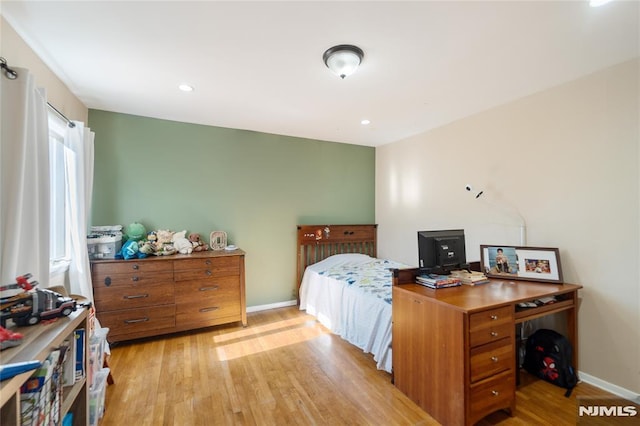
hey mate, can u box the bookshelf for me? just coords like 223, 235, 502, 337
0, 308, 89, 425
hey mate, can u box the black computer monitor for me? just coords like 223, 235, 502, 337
417, 229, 467, 274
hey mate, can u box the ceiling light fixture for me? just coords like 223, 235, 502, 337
361, 119, 371, 125
178, 84, 194, 92
323, 44, 364, 79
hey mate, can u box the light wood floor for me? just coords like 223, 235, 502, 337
100, 306, 612, 425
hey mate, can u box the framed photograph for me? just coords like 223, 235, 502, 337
480, 245, 563, 284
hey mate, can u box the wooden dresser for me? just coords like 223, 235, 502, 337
91, 250, 246, 343
392, 268, 581, 426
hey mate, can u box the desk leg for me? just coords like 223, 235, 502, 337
566, 292, 579, 370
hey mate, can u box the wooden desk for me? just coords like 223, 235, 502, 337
391, 268, 582, 426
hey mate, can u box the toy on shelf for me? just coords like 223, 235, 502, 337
0, 326, 24, 350
188, 233, 209, 252
0, 273, 38, 294
125, 222, 146, 242
0, 274, 77, 328
172, 230, 194, 254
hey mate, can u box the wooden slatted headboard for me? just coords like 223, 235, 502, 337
296, 224, 377, 293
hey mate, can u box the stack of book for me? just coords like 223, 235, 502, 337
416, 274, 461, 289
449, 270, 490, 286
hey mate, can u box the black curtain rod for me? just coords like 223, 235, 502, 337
1, 56, 76, 128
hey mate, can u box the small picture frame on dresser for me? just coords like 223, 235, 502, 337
210, 231, 227, 251
480, 245, 563, 284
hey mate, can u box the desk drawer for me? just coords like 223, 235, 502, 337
469, 321, 513, 348
469, 306, 513, 347
470, 338, 513, 383
470, 370, 515, 423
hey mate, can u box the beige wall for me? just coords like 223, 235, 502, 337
1, 17, 87, 122
376, 58, 639, 396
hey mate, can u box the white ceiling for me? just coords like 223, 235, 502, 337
2, 1, 638, 147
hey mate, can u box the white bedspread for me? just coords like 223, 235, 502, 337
299, 253, 408, 373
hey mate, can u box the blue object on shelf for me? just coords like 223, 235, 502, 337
62, 412, 73, 426
0, 360, 41, 381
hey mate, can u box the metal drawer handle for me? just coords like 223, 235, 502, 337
133, 264, 139, 270
490, 331, 499, 337
206, 270, 212, 276
124, 294, 149, 299
413, 299, 422, 304
124, 317, 149, 324
490, 315, 498, 320
205, 260, 212, 265
132, 276, 139, 282
491, 390, 499, 396
491, 356, 499, 362
199, 285, 219, 292
199, 307, 219, 313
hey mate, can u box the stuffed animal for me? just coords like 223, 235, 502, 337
125, 222, 146, 242
188, 233, 209, 252
172, 230, 193, 254
146, 231, 158, 249
120, 240, 140, 259
138, 240, 155, 256
156, 229, 173, 244
157, 244, 176, 256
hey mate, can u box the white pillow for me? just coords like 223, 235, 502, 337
308, 253, 373, 271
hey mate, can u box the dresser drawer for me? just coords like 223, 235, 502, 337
92, 271, 174, 288
469, 306, 513, 347
469, 370, 515, 423
175, 274, 241, 329
92, 260, 173, 275
469, 338, 513, 383
175, 298, 241, 329
96, 305, 176, 336
93, 282, 175, 311
175, 276, 240, 305
174, 256, 240, 281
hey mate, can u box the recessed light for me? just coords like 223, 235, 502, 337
178, 84, 194, 92
361, 119, 371, 125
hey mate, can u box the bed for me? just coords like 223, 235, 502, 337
297, 224, 407, 373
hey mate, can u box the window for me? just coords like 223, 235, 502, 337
49, 113, 70, 265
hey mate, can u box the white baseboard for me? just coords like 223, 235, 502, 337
579, 371, 640, 403
247, 299, 297, 313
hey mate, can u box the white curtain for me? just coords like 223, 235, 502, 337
65, 122, 95, 301
0, 67, 50, 285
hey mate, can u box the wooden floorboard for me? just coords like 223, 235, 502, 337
100, 306, 614, 425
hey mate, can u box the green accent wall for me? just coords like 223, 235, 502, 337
88, 110, 375, 307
